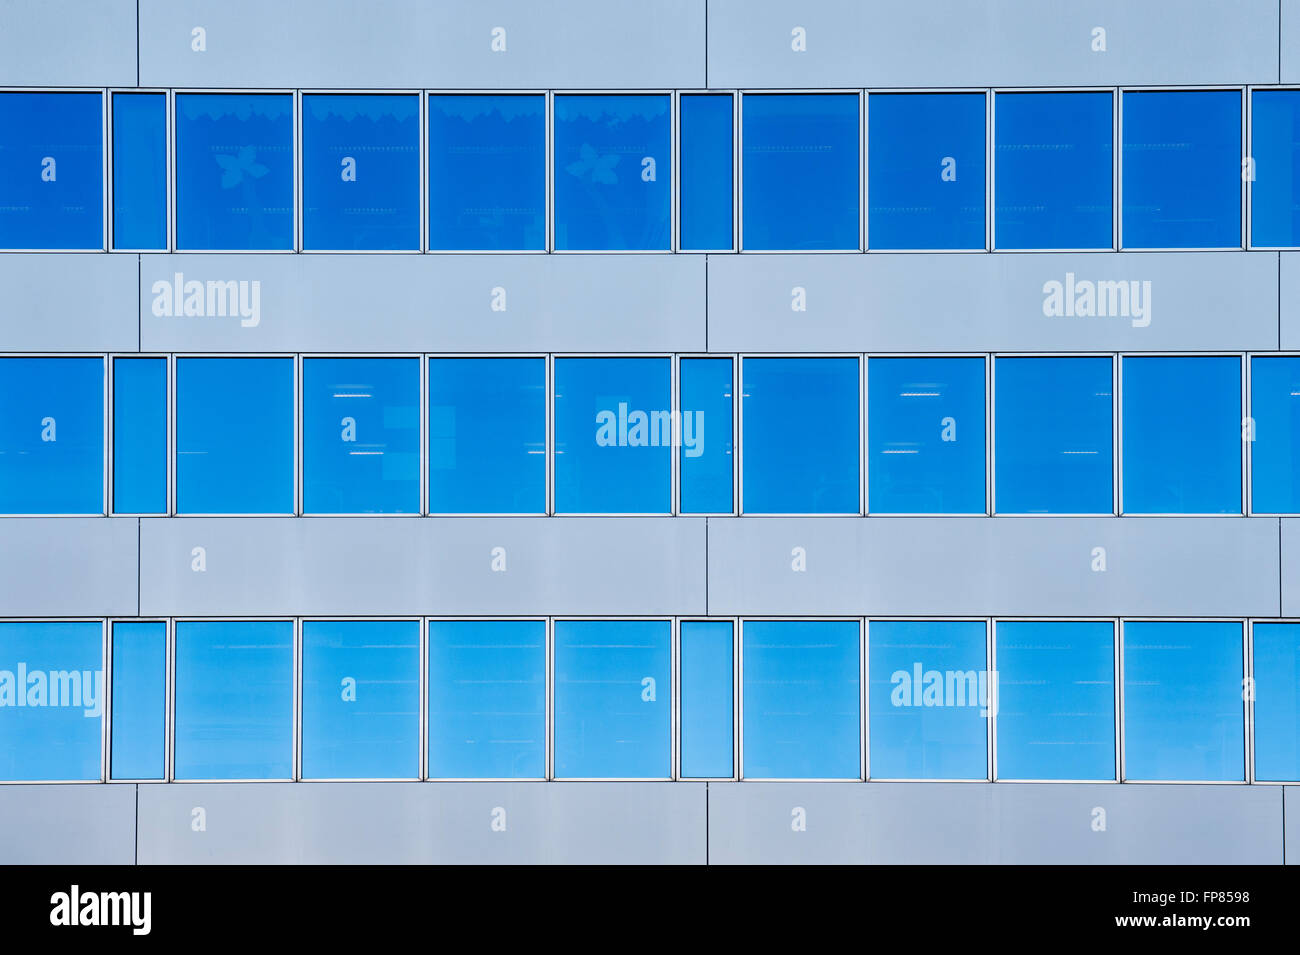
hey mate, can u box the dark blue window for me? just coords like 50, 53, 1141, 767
680, 94, 733, 250
111, 92, 166, 250
1250, 355, 1300, 513
1252, 622, 1300, 781
679, 357, 733, 513
112, 357, 166, 514
680, 621, 734, 778
110, 621, 165, 781
1251, 89, 1300, 247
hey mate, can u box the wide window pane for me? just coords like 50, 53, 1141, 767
1253, 622, 1300, 781
680, 94, 733, 250
1251, 89, 1300, 247
679, 357, 733, 513
112, 357, 167, 514
110, 620, 165, 781
680, 621, 733, 778
1249, 355, 1300, 513
112, 92, 166, 250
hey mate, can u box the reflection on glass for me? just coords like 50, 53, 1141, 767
680, 621, 733, 777
111, 621, 166, 780
680, 94, 733, 250
679, 357, 733, 514
112, 357, 167, 514
112, 92, 166, 250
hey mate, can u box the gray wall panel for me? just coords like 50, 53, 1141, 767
1281, 519, 1300, 616
0, 0, 137, 87
1281, 253, 1299, 351
1287, 787, 1300, 865
1284, 1, 1300, 85
0, 255, 138, 352
0, 785, 136, 864
0, 518, 138, 617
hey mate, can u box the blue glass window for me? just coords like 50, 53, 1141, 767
869, 620, 988, 780
679, 357, 733, 513
110, 621, 165, 780
428, 94, 545, 251
1251, 89, 1300, 247
0, 357, 103, 515
680, 94, 733, 250
112, 357, 166, 514
0, 622, 102, 782
554, 619, 670, 778
994, 92, 1112, 249
554, 94, 670, 251
111, 92, 166, 250
554, 357, 670, 514
743, 93, 859, 250
1252, 622, 1300, 781
428, 620, 546, 779
1122, 356, 1241, 514
1122, 90, 1241, 249
994, 356, 1113, 514
176, 93, 293, 250
1249, 355, 1300, 513
742, 357, 860, 514
868, 357, 984, 514
680, 621, 734, 778
176, 357, 294, 514
1123, 621, 1244, 781
0, 91, 103, 249
868, 92, 985, 249
429, 358, 546, 514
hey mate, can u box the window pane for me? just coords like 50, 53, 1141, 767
742, 620, 860, 779
554, 357, 670, 514
110, 621, 165, 780
176, 93, 293, 250
429, 94, 545, 251
112, 357, 167, 514
679, 357, 733, 513
1123, 621, 1243, 781
428, 357, 545, 514
176, 357, 294, 514
994, 356, 1113, 514
868, 92, 985, 249
742, 357, 859, 514
680, 94, 733, 250
1122, 90, 1241, 249
1122, 356, 1241, 514
0, 357, 103, 515
303, 94, 419, 250
112, 92, 166, 250
303, 357, 419, 514
680, 621, 733, 778
869, 620, 988, 779
302, 620, 419, 779
428, 620, 546, 779
0, 92, 103, 249
554, 94, 670, 251
994, 621, 1115, 780
554, 619, 670, 778
174, 620, 293, 780
868, 356, 984, 514
0, 621, 102, 781
743, 93, 859, 250
994, 92, 1112, 249
1249, 355, 1300, 513
1253, 622, 1300, 781
1251, 89, 1300, 247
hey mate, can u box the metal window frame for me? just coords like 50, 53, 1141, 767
675, 616, 740, 781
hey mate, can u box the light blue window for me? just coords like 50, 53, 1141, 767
869, 620, 988, 780
1252, 622, 1300, 781
112, 92, 166, 250
554, 357, 670, 514
868, 92, 985, 250
554, 619, 671, 778
994, 92, 1112, 249
1123, 621, 1244, 781
1249, 355, 1300, 513
1122, 356, 1241, 514
112, 357, 166, 514
1122, 90, 1241, 249
743, 94, 859, 250
679, 357, 733, 514
176, 93, 293, 250
303, 357, 419, 514
0, 357, 103, 515
680, 94, 733, 250
868, 357, 985, 514
994, 621, 1116, 781
428, 358, 545, 514
554, 94, 670, 251
302, 620, 419, 780
0, 622, 102, 782
428, 620, 546, 779
110, 621, 165, 781
429, 94, 545, 251
174, 620, 293, 780
994, 356, 1113, 514
742, 357, 860, 514
680, 621, 734, 778
742, 621, 860, 779
0, 91, 103, 249
176, 357, 294, 514
1251, 90, 1300, 247
303, 94, 419, 250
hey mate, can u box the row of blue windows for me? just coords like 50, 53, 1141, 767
1, 618, 1288, 783
3, 88, 1299, 251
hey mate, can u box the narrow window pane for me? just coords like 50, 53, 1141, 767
112, 92, 166, 250
0, 622, 102, 781
1123, 621, 1244, 781
869, 620, 988, 780
742, 357, 860, 514
428, 620, 546, 779
680, 621, 733, 778
1253, 622, 1300, 781
1251, 89, 1300, 247
110, 621, 165, 780
301, 620, 419, 780
112, 357, 167, 514
1249, 355, 1300, 513
428, 357, 545, 514
680, 94, 733, 250
868, 356, 984, 514
554, 619, 670, 779
174, 620, 293, 780
428, 94, 545, 251
679, 357, 733, 513
742, 620, 860, 779
554, 94, 670, 251
0, 357, 103, 515
743, 93, 859, 250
